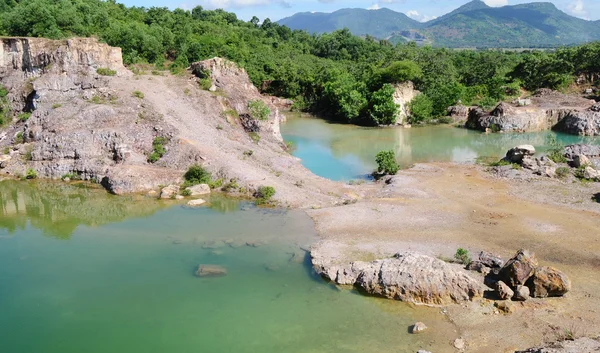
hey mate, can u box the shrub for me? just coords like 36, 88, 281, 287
181, 189, 192, 196
96, 68, 117, 76
546, 135, 567, 163
0, 86, 8, 98
248, 100, 270, 120
14, 131, 24, 144
132, 91, 144, 99
489, 159, 512, 167
375, 150, 399, 175
25, 168, 37, 179
52, 104, 62, 109
368, 83, 398, 125
199, 78, 212, 90
249, 132, 260, 143
255, 186, 276, 205
222, 178, 239, 192
409, 94, 434, 123
454, 248, 471, 265
148, 136, 168, 163
556, 166, 571, 179
18, 112, 31, 122
184, 165, 212, 185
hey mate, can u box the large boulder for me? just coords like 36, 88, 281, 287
496, 281, 514, 300
526, 266, 571, 298
160, 184, 179, 199
354, 252, 483, 305
478, 251, 505, 268
499, 249, 538, 287
506, 145, 536, 163
186, 183, 210, 196
553, 110, 600, 136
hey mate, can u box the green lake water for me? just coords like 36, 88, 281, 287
0, 180, 453, 353
281, 113, 600, 181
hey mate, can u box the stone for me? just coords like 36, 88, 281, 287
553, 111, 600, 136
417, 351, 432, 353
573, 154, 591, 168
517, 98, 532, 106
466, 260, 485, 272
160, 184, 179, 199
506, 145, 536, 163
499, 249, 538, 287
392, 81, 420, 125
515, 337, 600, 353
175, 195, 184, 200
351, 252, 483, 305
187, 199, 206, 207
185, 183, 211, 196
411, 322, 428, 334
478, 251, 504, 268
195, 264, 227, 277
454, 338, 466, 350
513, 285, 530, 301
496, 281, 514, 300
583, 166, 600, 181
494, 300, 515, 314
0, 154, 11, 168
526, 266, 571, 298
564, 144, 600, 160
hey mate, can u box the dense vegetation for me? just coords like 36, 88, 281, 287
1, 0, 600, 126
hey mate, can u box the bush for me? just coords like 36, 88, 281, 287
14, 131, 24, 144
454, 248, 471, 265
199, 78, 212, 90
148, 136, 167, 163
375, 150, 399, 175
546, 135, 567, 163
368, 83, 398, 125
184, 165, 212, 185
249, 132, 260, 143
409, 94, 434, 123
255, 185, 275, 205
132, 90, 144, 99
248, 100, 270, 120
555, 166, 571, 179
96, 68, 117, 76
25, 168, 37, 179
18, 112, 31, 122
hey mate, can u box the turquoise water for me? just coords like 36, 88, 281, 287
0, 180, 452, 353
281, 114, 600, 181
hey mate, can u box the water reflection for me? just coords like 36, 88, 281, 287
281, 113, 600, 180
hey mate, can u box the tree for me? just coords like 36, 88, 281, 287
409, 94, 433, 123
368, 84, 398, 125
375, 150, 399, 175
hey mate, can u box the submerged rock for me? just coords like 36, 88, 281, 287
195, 264, 227, 277
185, 184, 210, 196
187, 199, 207, 207
526, 266, 571, 298
411, 322, 428, 334
499, 249, 538, 287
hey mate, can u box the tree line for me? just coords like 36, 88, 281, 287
1, 0, 599, 126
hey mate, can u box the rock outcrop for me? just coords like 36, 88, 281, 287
391, 81, 419, 125
553, 109, 600, 136
311, 241, 483, 306
515, 337, 600, 353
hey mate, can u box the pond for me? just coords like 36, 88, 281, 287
281, 113, 600, 181
0, 180, 454, 353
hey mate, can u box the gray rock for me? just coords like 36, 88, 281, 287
582, 166, 600, 181
564, 144, 600, 160
515, 337, 600, 353
478, 251, 504, 268
506, 145, 536, 163
454, 338, 466, 350
195, 264, 227, 277
573, 154, 591, 168
499, 249, 538, 287
553, 110, 600, 136
411, 321, 428, 334
513, 285, 530, 301
186, 183, 211, 196
526, 266, 571, 298
496, 281, 514, 300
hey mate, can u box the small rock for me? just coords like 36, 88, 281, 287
185, 183, 211, 196
494, 300, 515, 314
187, 199, 206, 207
454, 338, 466, 350
195, 264, 227, 277
526, 266, 571, 298
506, 145, 536, 163
496, 281, 514, 300
411, 322, 428, 334
160, 184, 179, 199
478, 251, 504, 268
573, 154, 590, 168
175, 195, 184, 200
513, 285, 530, 301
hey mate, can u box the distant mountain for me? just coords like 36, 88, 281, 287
276, 0, 600, 47
277, 8, 422, 39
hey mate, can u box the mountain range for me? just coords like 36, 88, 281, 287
277, 0, 600, 48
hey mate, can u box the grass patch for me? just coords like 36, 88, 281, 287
96, 68, 117, 76
546, 135, 567, 163
249, 132, 260, 144
199, 78, 212, 90
14, 131, 24, 144
18, 112, 31, 122
52, 103, 62, 109
248, 100, 270, 121
61, 172, 81, 180
223, 109, 238, 118
25, 168, 37, 179
556, 166, 571, 179
132, 90, 144, 99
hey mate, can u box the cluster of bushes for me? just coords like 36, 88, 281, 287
1, 0, 599, 126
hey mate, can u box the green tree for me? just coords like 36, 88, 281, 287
408, 94, 433, 123
375, 150, 399, 175
368, 84, 398, 125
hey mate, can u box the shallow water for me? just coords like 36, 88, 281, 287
281, 113, 600, 180
0, 180, 453, 353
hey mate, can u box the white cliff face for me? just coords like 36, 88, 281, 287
0, 37, 129, 77
392, 81, 419, 125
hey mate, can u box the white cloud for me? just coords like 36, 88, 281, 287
484, 0, 508, 6
406, 9, 437, 22
183, 0, 290, 9
367, 3, 380, 10
567, 0, 588, 19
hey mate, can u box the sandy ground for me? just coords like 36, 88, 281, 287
307, 163, 600, 352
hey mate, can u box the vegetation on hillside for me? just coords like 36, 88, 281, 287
1, 0, 599, 126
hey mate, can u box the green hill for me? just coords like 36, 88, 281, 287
277, 0, 600, 47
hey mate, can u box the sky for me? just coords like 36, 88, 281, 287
120, 0, 600, 22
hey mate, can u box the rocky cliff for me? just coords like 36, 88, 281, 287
0, 37, 347, 207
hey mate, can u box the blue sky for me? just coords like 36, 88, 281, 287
120, 0, 600, 22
